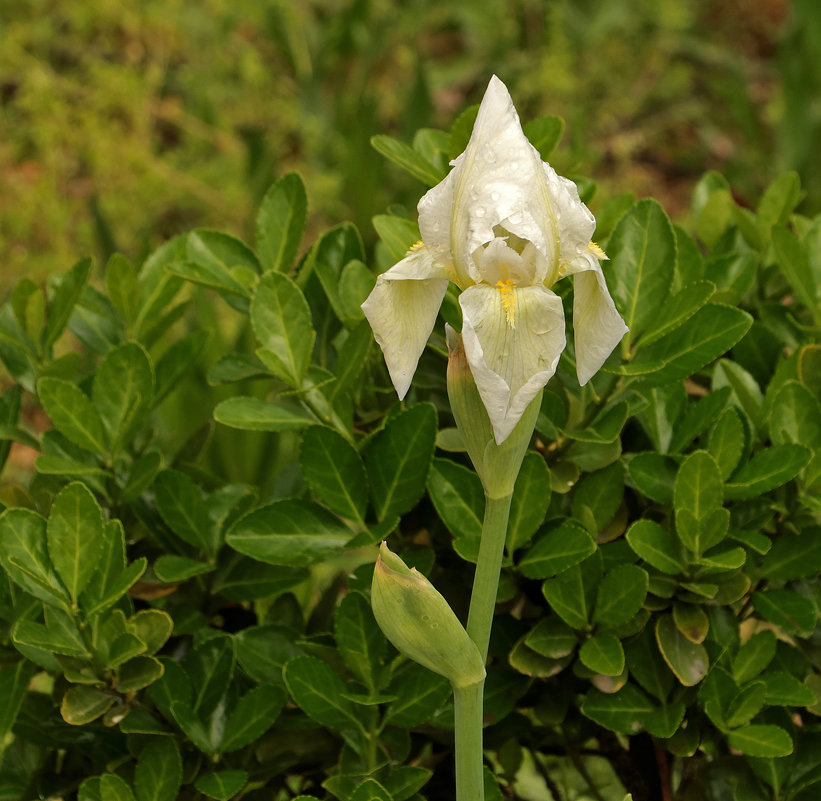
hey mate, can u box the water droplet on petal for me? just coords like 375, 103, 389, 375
491, 191, 500, 202
475, 207, 486, 218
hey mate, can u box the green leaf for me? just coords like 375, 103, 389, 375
284, 655, 362, 732
525, 617, 577, 659
251, 271, 315, 387
226, 499, 352, 567
235, 625, 303, 686
752, 589, 816, 636
214, 396, 317, 432
761, 528, 821, 580
84, 558, 147, 618
100, 774, 136, 801
37, 377, 107, 454
672, 603, 709, 644
334, 591, 388, 694
44, 258, 92, 350
154, 469, 214, 555
427, 457, 484, 550
184, 637, 235, 718
655, 615, 709, 686
608, 199, 676, 337
669, 386, 731, 453
523, 115, 564, 160
372, 215, 420, 262
732, 631, 776, 684
300, 426, 368, 523
595, 564, 648, 627
194, 771, 248, 801
371, 135, 444, 186
713, 358, 765, 433
91, 343, 154, 453
105, 253, 138, 324
382, 767, 432, 801
365, 403, 437, 521
708, 407, 745, 480
128, 610, 173, 655
13, 618, 87, 657
212, 555, 308, 602
187, 229, 259, 275
116, 656, 164, 692
674, 450, 725, 556
0, 661, 35, 742
644, 702, 685, 739
725, 681, 766, 727
727, 725, 793, 758
760, 671, 816, 707
724, 445, 811, 500
350, 779, 392, 801
61, 686, 115, 725
337, 259, 375, 324
758, 171, 802, 228
580, 633, 624, 676
384, 663, 451, 728
0, 507, 69, 606
626, 453, 677, 504
505, 452, 551, 551
154, 555, 214, 583
221, 684, 285, 752
581, 683, 654, 734
256, 173, 307, 273
34, 453, 109, 477
541, 557, 600, 630
625, 629, 675, 702
571, 461, 624, 533
47, 482, 104, 603
630, 305, 753, 386
171, 701, 215, 754
640, 280, 716, 346
134, 739, 181, 801
519, 519, 596, 579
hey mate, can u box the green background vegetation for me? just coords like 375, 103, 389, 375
2, 0, 819, 289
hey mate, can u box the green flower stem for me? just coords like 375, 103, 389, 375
453, 679, 485, 801
467, 492, 514, 661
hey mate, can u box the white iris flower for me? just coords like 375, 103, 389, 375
362, 76, 628, 444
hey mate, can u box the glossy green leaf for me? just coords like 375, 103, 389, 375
640, 280, 716, 346
625, 629, 675, 702
214, 396, 317, 431
630, 305, 752, 386
284, 655, 362, 732
0, 661, 35, 742
525, 617, 577, 659
571, 461, 624, 533
350, 779, 392, 801
44, 258, 92, 350
523, 115, 564, 160
506, 452, 551, 551
752, 589, 816, 636
708, 407, 745, 480
371, 135, 444, 186
519, 519, 596, 579
300, 425, 368, 522
153, 555, 214, 583
117, 656, 164, 692
226, 499, 351, 567
608, 199, 676, 337
713, 358, 765, 433
256, 173, 307, 273
595, 564, 648, 627
194, 771, 248, 801
732, 631, 776, 684
37, 377, 106, 454
61, 686, 115, 725
427, 457, 484, 551
772, 225, 818, 318
372, 215, 420, 262
13, 618, 87, 657
47, 482, 104, 603
761, 671, 816, 707
643, 702, 685, 739
99, 774, 136, 801
0, 507, 69, 606
334, 591, 388, 694
251, 271, 315, 387
581, 683, 654, 734
105, 253, 138, 324
724, 445, 811, 500
626, 453, 677, 504
134, 739, 181, 801
725, 681, 766, 727
727, 725, 793, 758
672, 603, 709, 644
384, 663, 451, 728
669, 386, 731, 453
154, 469, 214, 555
655, 615, 709, 686
234, 624, 304, 686
580, 633, 625, 677
382, 767, 432, 801
221, 684, 285, 752
760, 528, 821, 580
542, 557, 600, 630
674, 450, 725, 556
365, 403, 437, 522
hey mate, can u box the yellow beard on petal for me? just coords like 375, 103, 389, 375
587, 241, 606, 259
496, 279, 516, 326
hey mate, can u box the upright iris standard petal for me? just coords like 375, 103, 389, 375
573, 263, 630, 385
459, 283, 565, 443
418, 75, 556, 287
360, 246, 450, 399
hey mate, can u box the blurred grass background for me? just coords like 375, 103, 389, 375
1, 0, 819, 290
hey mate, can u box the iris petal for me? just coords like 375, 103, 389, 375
460, 283, 565, 443
361, 247, 450, 399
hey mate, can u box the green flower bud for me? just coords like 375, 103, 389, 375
371, 542, 485, 688
446, 325, 541, 498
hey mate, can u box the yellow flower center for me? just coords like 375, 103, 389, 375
496, 279, 517, 326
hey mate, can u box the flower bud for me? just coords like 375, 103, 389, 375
371, 542, 485, 688
446, 325, 541, 498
